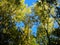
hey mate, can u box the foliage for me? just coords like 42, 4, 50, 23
0, 0, 31, 45
34, 0, 59, 45
0, 0, 31, 22
0, 0, 60, 45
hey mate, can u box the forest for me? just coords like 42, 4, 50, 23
0, 0, 60, 45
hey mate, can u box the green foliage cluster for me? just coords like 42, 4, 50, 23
0, 0, 60, 45
34, 0, 60, 45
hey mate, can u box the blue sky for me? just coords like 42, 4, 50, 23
25, 0, 37, 6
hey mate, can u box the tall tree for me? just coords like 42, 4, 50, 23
0, 0, 31, 45
34, 0, 58, 45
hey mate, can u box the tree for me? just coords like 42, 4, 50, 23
50, 6, 60, 45
0, 0, 60, 45
0, 0, 31, 45
34, 0, 58, 45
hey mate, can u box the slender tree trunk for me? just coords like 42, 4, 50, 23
46, 30, 50, 45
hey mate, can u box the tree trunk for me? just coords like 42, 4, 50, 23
46, 30, 50, 45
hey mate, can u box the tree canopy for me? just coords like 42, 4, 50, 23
0, 0, 60, 45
